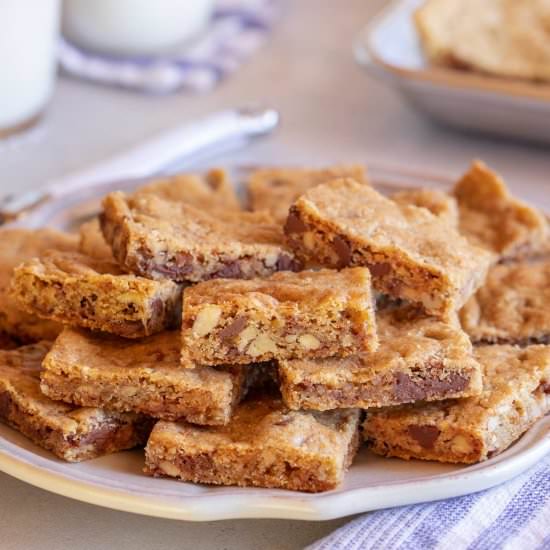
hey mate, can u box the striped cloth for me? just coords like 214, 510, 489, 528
308, 452, 550, 550
58, 0, 278, 94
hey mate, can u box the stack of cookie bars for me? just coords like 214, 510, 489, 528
1, 161, 549, 492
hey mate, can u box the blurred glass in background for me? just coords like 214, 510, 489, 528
0, 0, 60, 137
62, 0, 215, 57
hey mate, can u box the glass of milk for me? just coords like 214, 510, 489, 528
0, 0, 61, 137
62, 0, 215, 57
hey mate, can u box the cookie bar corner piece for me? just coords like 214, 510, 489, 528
0, 342, 151, 462
453, 160, 548, 260
363, 344, 550, 464
459, 261, 550, 345
10, 250, 183, 339
144, 397, 362, 492
284, 177, 492, 317
180, 267, 378, 367
247, 163, 368, 223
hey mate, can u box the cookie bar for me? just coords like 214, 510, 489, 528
390, 188, 458, 226
181, 268, 377, 367
285, 178, 492, 317
101, 192, 300, 283
279, 309, 482, 411
11, 250, 182, 338
460, 261, 550, 345
0, 228, 78, 343
414, 0, 550, 82
133, 168, 241, 212
0, 342, 152, 462
453, 161, 548, 261
247, 164, 367, 223
41, 329, 248, 425
364, 344, 550, 464
79, 219, 114, 260
144, 396, 361, 492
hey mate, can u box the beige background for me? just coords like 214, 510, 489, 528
1, 1, 550, 549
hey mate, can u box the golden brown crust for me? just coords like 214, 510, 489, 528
247, 164, 368, 223
78, 219, 114, 261
0, 228, 78, 343
279, 308, 482, 410
0, 342, 151, 462
11, 250, 182, 339
144, 397, 361, 492
460, 261, 550, 344
364, 345, 550, 464
181, 268, 378, 366
41, 329, 248, 425
285, 178, 493, 317
453, 161, 548, 260
391, 188, 459, 226
133, 168, 241, 212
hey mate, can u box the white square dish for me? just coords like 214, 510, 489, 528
354, 0, 550, 144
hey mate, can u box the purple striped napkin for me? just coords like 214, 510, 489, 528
309, 452, 550, 550
59, 0, 278, 94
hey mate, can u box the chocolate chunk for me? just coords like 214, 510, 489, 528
538, 382, 550, 394
150, 298, 164, 318
0, 391, 10, 419
368, 262, 391, 277
214, 262, 242, 279
284, 209, 308, 234
276, 254, 301, 272
394, 371, 469, 402
74, 424, 118, 449
332, 236, 352, 267
218, 316, 248, 341
408, 425, 440, 449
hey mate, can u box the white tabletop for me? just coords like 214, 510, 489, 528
1, 1, 550, 548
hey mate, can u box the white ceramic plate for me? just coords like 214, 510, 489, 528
1, 165, 549, 521
354, 0, 550, 144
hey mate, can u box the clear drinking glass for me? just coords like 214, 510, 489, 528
0, 0, 61, 137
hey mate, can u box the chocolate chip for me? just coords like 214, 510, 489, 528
408, 425, 440, 449
150, 298, 164, 318
284, 209, 308, 234
538, 382, 550, 394
332, 236, 352, 267
0, 391, 10, 419
218, 316, 248, 341
368, 262, 391, 277
276, 254, 301, 272
394, 371, 469, 402
213, 262, 242, 279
